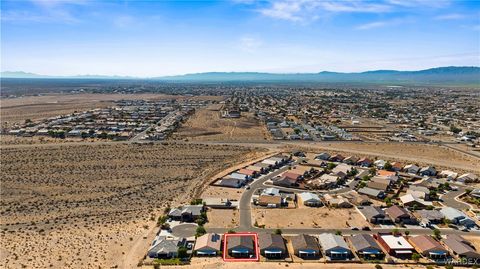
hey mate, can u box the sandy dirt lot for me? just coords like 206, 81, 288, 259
0, 93, 224, 128
201, 186, 244, 201
159, 258, 428, 269
205, 209, 239, 228
285, 141, 480, 173
0, 142, 259, 269
252, 207, 368, 229
173, 104, 270, 141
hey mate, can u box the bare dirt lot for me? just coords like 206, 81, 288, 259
285, 141, 480, 173
252, 207, 368, 229
205, 209, 239, 228
173, 104, 270, 141
0, 93, 224, 128
0, 142, 260, 269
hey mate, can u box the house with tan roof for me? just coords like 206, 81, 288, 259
408, 235, 448, 260
194, 233, 222, 256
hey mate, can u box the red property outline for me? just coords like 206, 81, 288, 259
223, 232, 259, 262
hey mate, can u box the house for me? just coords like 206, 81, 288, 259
203, 197, 234, 209
229, 172, 251, 181
408, 235, 448, 260
227, 236, 255, 258
246, 165, 265, 174
258, 233, 287, 259
298, 192, 322, 207
329, 154, 345, 162
332, 163, 353, 175
377, 170, 398, 180
350, 234, 384, 260
262, 187, 280, 196
385, 205, 417, 225
440, 207, 476, 228
255, 162, 272, 172
218, 177, 243, 188
258, 195, 282, 208
374, 160, 386, 169
282, 171, 303, 181
371, 175, 395, 186
358, 187, 385, 199
315, 152, 331, 161
414, 209, 444, 226
148, 236, 186, 258
419, 166, 437, 176
290, 234, 320, 259
168, 205, 204, 222
443, 235, 480, 260
272, 175, 298, 187
399, 194, 432, 209
457, 173, 478, 183
355, 169, 370, 180
470, 189, 480, 199
318, 233, 351, 260
367, 181, 389, 192
194, 233, 222, 256
391, 162, 403, 172
357, 157, 373, 167
404, 164, 420, 174
323, 194, 352, 208
374, 234, 414, 258
238, 168, 257, 178
349, 194, 371, 206
343, 156, 360, 165
439, 170, 458, 180
358, 206, 388, 224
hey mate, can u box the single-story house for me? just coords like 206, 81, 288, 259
258, 233, 287, 259
408, 235, 448, 260
148, 236, 186, 259
318, 233, 352, 260
290, 234, 320, 259
414, 209, 444, 226
194, 233, 222, 256
404, 164, 420, 174
457, 173, 478, 183
350, 234, 384, 260
298, 192, 322, 207
227, 235, 255, 258
385, 205, 417, 225
399, 194, 432, 209
374, 234, 414, 258
419, 166, 437, 177
329, 154, 345, 162
218, 177, 243, 188
358, 206, 389, 224
343, 156, 360, 165
203, 197, 234, 209
315, 152, 331, 161
258, 195, 283, 208
440, 207, 476, 228
357, 157, 373, 167
237, 168, 257, 177
358, 187, 385, 199
367, 181, 390, 192
374, 160, 386, 169
443, 235, 480, 260
168, 205, 204, 222
262, 187, 280, 196
272, 175, 298, 187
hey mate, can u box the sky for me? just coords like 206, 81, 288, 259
1, 0, 480, 77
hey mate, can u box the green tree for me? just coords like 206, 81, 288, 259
433, 228, 441, 239
327, 162, 336, 170
404, 230, 410, 236
383, 162, 393, 171
177, 247, 188, 258
195, 226, 206, 237
375, 265, 383, 269
335, 230, 342, 236
411, 253, 421, 262
274, 229, 282, 235
450, 125, 462, 134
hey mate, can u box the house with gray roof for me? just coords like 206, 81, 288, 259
298, 192, 322, 207
358, 187, 385, 199
148, 236, 186, 259
318, 233, 351, 260
443, 235, 480, 260
290, 234, 320, 259
258, 233, 287, 259
440, 207, 476, 228
227, 236, 255, 258
168, 205, 204, 222
350, 234, 384, 260
358, 206, 389, 224
414, 209, 444, 227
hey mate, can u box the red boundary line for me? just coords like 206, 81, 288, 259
222, 232, 259, 262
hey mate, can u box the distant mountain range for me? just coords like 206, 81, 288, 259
2, 66, 479, 86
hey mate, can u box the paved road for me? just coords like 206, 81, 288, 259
207, 226, 480, 236
440, 184, 471, 210
238, 162, 296, 229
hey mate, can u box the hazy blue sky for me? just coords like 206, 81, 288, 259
2, 0, 479, 76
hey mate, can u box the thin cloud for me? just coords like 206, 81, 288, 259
238, 36, 263, 52
435, 13, 467, 20
356, 17, 414, 30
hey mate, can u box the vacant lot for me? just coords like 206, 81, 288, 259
285, 141, 480, 173
205, 209, 239, 228
252, 207, 367, 229
173, 104, 270, 141
0, 142, 260, 269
